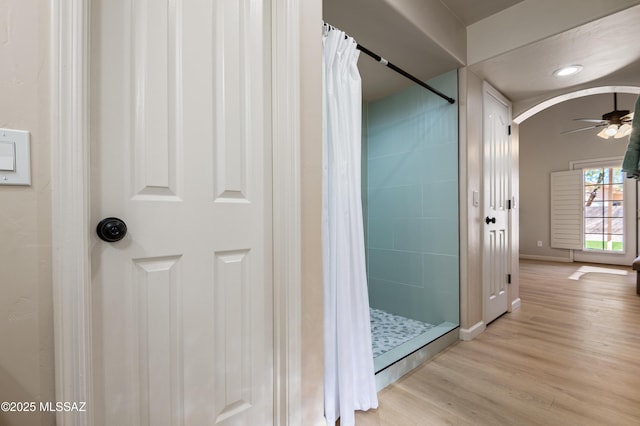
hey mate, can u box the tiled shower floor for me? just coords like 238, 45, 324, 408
369, 308, 435, 358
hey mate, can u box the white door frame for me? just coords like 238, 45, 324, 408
50, 1, 303, 424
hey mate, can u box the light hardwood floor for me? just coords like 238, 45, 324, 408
354, 260, 640, 425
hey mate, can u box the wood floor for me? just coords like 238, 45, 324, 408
355, 260, 640, 425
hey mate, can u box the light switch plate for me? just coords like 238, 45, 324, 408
0, 128, 31, 186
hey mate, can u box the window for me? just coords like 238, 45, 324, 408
551, 158, 635, 265
583, 166, 625, 252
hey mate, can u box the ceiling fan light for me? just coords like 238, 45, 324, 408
604, 124, 619, 137
615, 123, 632, 138
597, 127, 612, 139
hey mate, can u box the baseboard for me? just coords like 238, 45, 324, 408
519, 254, 571, 263
459, 321, 485, 341
511, 298, 521, 311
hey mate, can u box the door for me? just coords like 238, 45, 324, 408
90, 1, 273, 425
573, 160, 637, 266
482, 84, 511, 324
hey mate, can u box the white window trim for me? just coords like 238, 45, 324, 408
569, 157, 624, 171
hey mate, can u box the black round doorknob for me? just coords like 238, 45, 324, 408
485, 216, 496, 224
96, 217, 128, 242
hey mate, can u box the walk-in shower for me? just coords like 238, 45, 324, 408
362, 69, 460, 372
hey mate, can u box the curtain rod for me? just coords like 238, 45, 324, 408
323, 24, 455, 104
354, 43, 456, 104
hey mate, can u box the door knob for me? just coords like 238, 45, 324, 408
485, 216, 496, 224
96, 217, 128, 242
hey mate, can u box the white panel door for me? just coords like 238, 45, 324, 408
483, 84, 511, 325
90, 1, 273, 425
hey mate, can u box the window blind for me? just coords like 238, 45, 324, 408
550, 170, 583, 249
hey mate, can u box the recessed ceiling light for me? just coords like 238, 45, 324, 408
553, 65, 583, 77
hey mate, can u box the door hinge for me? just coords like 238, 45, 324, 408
507, 274, 512, 284
507, 199, 512, 210
508, 125, 511, 135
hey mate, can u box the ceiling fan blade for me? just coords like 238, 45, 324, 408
573, 118, 607, 123
622, 112, 634, 120
561, 125, 604, 135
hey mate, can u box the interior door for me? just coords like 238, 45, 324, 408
482, 84, 511, 325
90, 1, 273, 425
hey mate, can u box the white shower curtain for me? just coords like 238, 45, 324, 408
322, 26, 378, 426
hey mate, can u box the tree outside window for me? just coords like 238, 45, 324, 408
583, 167, 624, 252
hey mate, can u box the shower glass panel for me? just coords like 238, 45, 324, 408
363, 70, 459, 372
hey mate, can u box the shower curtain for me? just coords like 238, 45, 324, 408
322, 26, 378, 425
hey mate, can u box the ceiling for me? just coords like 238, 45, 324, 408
545, 92, 637, 138
470, 3, 640, 104
324, 1, 640, 107
440, 0, 524, 25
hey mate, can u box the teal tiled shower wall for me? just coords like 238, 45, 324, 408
364, 70, 459, 326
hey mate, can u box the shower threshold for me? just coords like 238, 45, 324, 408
370, 307, 457, 373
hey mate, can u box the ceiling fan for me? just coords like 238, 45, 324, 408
562, 93, 634, 139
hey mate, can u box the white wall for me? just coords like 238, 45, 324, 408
519, 93, 636, 261
458, 68, 484, 331
0, 1, 55, 425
